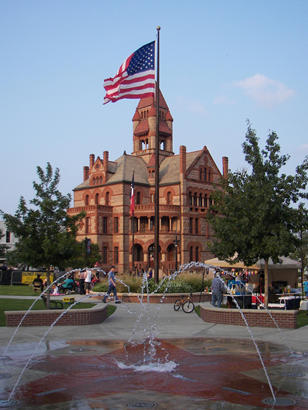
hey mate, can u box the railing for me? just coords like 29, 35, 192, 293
135, 204, 180, 213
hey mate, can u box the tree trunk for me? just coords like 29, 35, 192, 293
264, 259, 269, 307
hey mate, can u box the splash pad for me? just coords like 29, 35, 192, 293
0, 262, 307, 409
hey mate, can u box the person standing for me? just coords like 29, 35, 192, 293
211, 272, 225, 308
85, 268, 93, 295
103, 266, 121, 303
79, 269, 86, 295
304, 275, 308, 298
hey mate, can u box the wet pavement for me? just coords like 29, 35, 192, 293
0, 300, 308, 409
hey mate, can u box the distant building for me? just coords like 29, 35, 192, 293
0, 220, 18, 264
68, 91, 228, 273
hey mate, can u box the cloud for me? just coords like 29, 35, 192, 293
235, 74, 295, 107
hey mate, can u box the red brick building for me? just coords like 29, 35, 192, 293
68, 91, 228, 273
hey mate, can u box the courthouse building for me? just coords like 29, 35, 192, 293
68, 91, 228, 273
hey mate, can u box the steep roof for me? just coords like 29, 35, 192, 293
74, 149, 205, 190
107, 154, 148, 185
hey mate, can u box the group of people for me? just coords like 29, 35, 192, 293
210, 271, 253, 308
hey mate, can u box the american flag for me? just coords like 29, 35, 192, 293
103, 41, 155, 104
130, 172, 135, 217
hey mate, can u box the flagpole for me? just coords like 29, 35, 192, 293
154, 26, 160, 283
132, 215, 135, 274
131, 171, 135, 274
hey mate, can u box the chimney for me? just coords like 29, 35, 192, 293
83, 166, 89, 181
89, 154, 95, 168
103, 151, 109, 183
180, 145, 186, 174
222, 156, 229, 178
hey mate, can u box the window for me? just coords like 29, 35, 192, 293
199, 168, 203, 180
136, 191, 141, 205
95, 193, 99, 205
208, 168, 212, 182
103, 217, 108, 233
189, 218, 193, 234
85, 217, 90, 234
114, 217, 119, 233
6, 231, 11, 243
167, 191, 172, 205
105, 192, 110, 205
204, 168, 207, 181
114, 247, 119, 264
194, 193, 197, 206
195, 218, 199, 234
204, 194, 208, 208
199, 194, 202, 207
195, 246, 199, 261
85, 195, 89, 206
189, 246, 193, 262
131, 217, 138, 232
102, 246, 108, 264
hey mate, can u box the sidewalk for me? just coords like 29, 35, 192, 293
0, 301, 307, 354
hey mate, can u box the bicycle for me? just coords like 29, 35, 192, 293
173, 293, 195, 313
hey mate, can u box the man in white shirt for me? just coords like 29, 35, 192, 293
85, 268, 93, 295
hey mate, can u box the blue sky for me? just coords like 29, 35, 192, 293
1, 0, 307, 214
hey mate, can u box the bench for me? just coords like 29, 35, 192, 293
41, 294, 63, 309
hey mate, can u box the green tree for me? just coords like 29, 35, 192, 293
0, 229, 9, 260
290, 204, 308, 295
207, 125, 308, 306
68, 239, 102, 269
1, 163, 84, 305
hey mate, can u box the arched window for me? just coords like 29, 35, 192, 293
195, 246, 199, 261
204, 167, 207, 181
95, 193, 99, 205
105, 191, 110, 206
167, 191, 172, 205
199, 193, 202, 207
85, 195, 89, 206
114, 247, 119, 264
189, 246, 193, 262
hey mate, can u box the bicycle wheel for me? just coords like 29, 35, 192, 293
182, 300, 195, 313
174, 299, 182, 311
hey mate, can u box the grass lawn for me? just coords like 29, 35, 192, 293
296, 310, 308, 328
0, 285, 47, 296
0, 299, 96, 326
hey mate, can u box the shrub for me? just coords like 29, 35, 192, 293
93, 273, 212, 294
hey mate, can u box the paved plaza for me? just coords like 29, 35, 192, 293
0, 298, 307, 409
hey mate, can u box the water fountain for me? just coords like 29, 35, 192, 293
0, 262, 307, 409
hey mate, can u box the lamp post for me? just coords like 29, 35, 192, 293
174, 234, 180, 272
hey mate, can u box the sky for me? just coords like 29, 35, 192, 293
1, 0, 307, 215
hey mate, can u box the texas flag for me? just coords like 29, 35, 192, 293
130, 172, 135, 217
